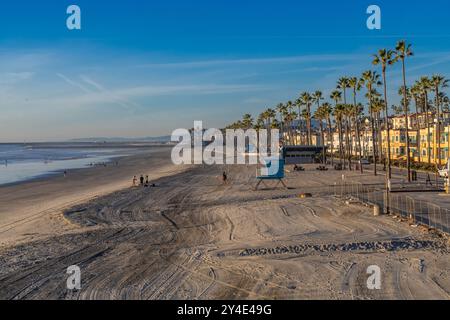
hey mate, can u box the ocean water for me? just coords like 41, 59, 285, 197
0, 143, 138, 186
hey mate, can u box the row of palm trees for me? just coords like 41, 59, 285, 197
226, 40, 449, 182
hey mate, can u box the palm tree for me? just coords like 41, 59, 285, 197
370, 98, 385, 176
228, 120, 244, 130
300, 109, 310, 145
391, 104, 404, 116
353, 103, 364, 173
333, 104, 346, 168
362, 70, 382, 175
373, 49, 395, 179
431, 75, 449, 167
393, 40, 414, 181
300, 92, 313, 145
271, 119, 280, 130
343, 104, 354, 170
337, 78, 351, 168
314, 106, 326, 164
293, 98, 303, 145
349, 77, 364, 173
440, 92, 450, 112
284, 111, 297, 145
312, 90, 323, 113
276, 103, 287, 143
337, 77, 350, 104
258, 112, 267, 129
330, 90, 342, 107
330, 90, 343, 164
242, 113, 254, 129
411, 83, 422, 162
265, 108, 276, 150
322, 102, 334, 165
286, 101, 295, 145
418, 77, 433, 164
312, 91, 324, 145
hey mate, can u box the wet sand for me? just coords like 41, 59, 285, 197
0, 153, 449, 300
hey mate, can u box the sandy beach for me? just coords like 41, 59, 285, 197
0, 149, 449, 300
0, 145, 185, 246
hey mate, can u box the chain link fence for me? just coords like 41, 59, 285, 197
332, 181, 450, 234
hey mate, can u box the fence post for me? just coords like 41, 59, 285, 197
445, 209, 450, 233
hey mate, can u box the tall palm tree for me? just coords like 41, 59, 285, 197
439, 92, 450, 112
349, 77, 364, 173
271, 119, 280, 130
333, 104, 346, 168
294, 98, 303, 145
431, 75, 449, 167
276, 103, 287, 143
322, 102, 334, 165
314, 106, 326, 163
285, 111, 297, 146
373, 49, 395, 179
411, 83, 422, 163
312, 91, 323, 113
418, 77, 433, 164
287, 100, 298, 145
393, 40, 414, 181
337, 77, 350, 104
242, 113, 254, 129
330, 90, 343, 165
362, 70, 382, 175
258, 111, 267, 129
265, 108, 276, 149
337, 78, 350, 168
343, 104, 354, 170
353, 103, 365, 173
330, 91, 342, 109
301, 109, 310, 145
300, 92, 313, 145
312, 90, 323, 145
253, 121, 264, 132
370, 98, 385, 176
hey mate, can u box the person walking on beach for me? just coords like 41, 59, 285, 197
145, 175, 149, 187
140, 175, 144, 186
132, 176, 137, 186
426, 173, 433, 186
222, 171, 228, 185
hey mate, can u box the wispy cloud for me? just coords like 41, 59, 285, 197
0, 72, 35, 86
16, 82, 269, 113
56, 73, 92, 93
136, 54, 366, 69
79, 75, 140, 110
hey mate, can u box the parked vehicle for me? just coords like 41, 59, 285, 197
438, 167, 449, 178
360, 159, 370, 165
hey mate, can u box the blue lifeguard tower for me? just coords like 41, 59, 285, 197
254, 156, 287, 190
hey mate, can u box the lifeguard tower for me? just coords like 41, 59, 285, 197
254, 156, 287, 190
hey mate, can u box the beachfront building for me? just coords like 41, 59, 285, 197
323, 131, 340, 155
377, 113, 450, 166
360, 128, 375, 159
381, 128, 419, 161
282, 146, 325, 164
283, 119, 323, 147
299, 112, 449, 166
418, 124, 450, 166
323, 127, 375, 159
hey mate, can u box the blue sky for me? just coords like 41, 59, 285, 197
1, 0, 450, 141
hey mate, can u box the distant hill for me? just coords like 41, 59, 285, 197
69, 136, 172, 143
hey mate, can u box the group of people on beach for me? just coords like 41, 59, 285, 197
132, 175, 156, 188
132, 172, 229, 187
